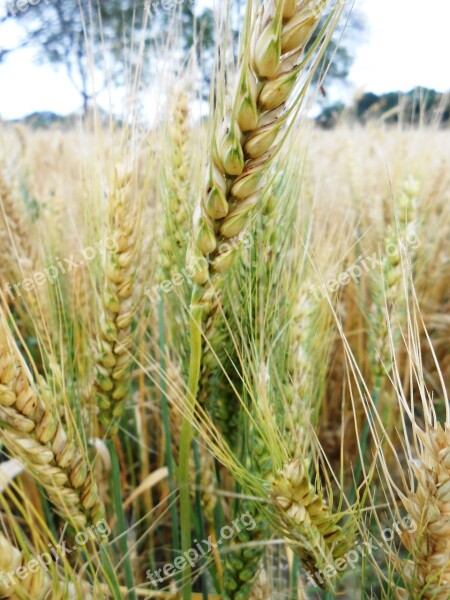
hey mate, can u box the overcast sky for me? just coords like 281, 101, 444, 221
0, 0, 449, 119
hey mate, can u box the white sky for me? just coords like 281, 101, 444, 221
0, 0, 449, 119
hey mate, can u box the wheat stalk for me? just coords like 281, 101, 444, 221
0, 311, 105, 528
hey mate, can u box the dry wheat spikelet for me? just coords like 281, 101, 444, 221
0, 313, 105, 528
94, 164, 142, 435
187, 0, 329, 311
0, 532, 95, 600
395, 423, 450, 600
271, 459, 352, 589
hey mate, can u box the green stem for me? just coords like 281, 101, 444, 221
193, 440, 212, 599
107, 439, 137, 600
158, 299, 181, 559
179, 297, 203, 600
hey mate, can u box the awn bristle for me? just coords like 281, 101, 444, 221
0, 313, 105, 528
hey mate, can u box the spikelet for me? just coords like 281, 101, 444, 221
224, 496, 270, 600
396, 423, 450, 599
0, 312, 105, 528
188, 0, 331, 310
94, 164, 142, 435
271, 459, 352, 590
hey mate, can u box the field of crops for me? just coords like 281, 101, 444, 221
0, 1, 449, 599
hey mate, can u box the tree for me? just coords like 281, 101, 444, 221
0, 1, 364, 113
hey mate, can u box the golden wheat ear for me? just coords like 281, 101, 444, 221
0, 311, 105, 528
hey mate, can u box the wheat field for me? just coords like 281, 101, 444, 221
0, 1, 449, 599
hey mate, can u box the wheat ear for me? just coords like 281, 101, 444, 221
271, 459, 352, 590
159, 92, 192, 284
0, 169, 51, 349
0, 312, 105, 528
396, 423, 450, 600
187, 0, 330, 308
369, 176, 419, 379
94, 164, 141, 435
0, 170, 36, 273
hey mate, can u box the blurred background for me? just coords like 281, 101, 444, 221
0, 0, 449, 125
